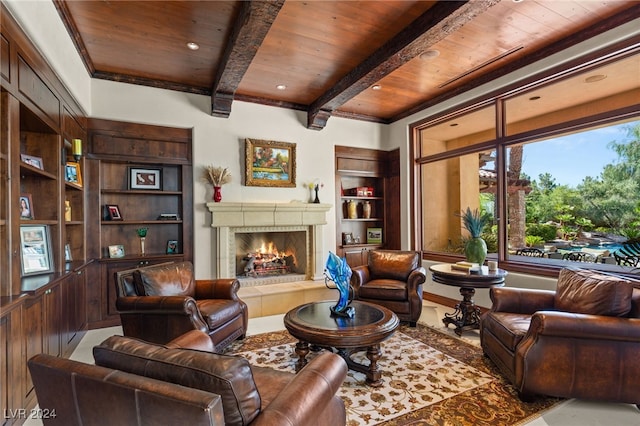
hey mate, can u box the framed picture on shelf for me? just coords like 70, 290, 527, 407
245, 138, 296, 188
19, 194, 34, 219
20, 154, 44, 170
20, 225, 54, 276
64, 243, 73, 262
367, 227, 383, 244
166, 240, 178, 254
106, 204, 123, 221
108, 245, 125, 258
65, 162, 83, 186
129, 167, 162, 190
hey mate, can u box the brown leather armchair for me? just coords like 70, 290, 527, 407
351, 250, 426, 326
480, 267, 640, 407
29, 330, 348, 426
115, 261, 248, 351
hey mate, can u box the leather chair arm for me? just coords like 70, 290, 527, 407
194, 278, 241, 300
526, 311, 640, 341
350, 265, 371, 290
407, 267, 427, 292
490, 287, 556, 314
116, 295, 201, 315
251, 352, 347, 426
166, 330, 216, 352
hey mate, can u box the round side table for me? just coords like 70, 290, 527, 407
429, 263, 507, 335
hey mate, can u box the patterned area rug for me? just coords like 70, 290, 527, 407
225, 323, 563, 426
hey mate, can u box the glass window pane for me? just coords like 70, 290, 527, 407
420, 151, 497, 256
419, 105, 495, 156
505, 53, 640, 136
506, 119, 640, 265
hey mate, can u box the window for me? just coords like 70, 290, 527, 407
413, 48, 640, 273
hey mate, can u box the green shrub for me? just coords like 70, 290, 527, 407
525, 235, 545, 247
526, 223, 557, 242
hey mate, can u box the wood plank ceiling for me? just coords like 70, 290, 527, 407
53, 0, 639, 130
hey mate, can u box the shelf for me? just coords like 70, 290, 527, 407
65, 182, 83, 191
101, 189, 182, 196
64, 221, 83, 226
99, 253, 183, 262
342, 218, 382, 222
340, 196, 383, 200
19, 219, 58, 226
101, 220, 182, 225
20, 163, 57, 179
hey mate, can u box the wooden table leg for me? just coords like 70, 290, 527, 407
294, 341, 309, 372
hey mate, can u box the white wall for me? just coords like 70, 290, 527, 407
91, 79, 384, 278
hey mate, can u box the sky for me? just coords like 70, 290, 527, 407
520, 121, 638, 187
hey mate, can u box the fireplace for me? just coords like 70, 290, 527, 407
207, 202, 331, 286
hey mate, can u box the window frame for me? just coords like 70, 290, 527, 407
410, 44, 640, 277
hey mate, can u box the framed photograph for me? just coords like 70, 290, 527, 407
19, 194, 34, 219
20, 154, 44, 170
20, 225, 54, 275
166, 240, 178, 254
65, 162, 83, 186
108, 244, 125, 258
129, 167, 162, 190
245, 138, 296, 187
106, 204, 123, 221
367, 227, 383, 244
64, 243, 73, 262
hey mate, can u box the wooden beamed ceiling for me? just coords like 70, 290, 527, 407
53, 1, 639, 130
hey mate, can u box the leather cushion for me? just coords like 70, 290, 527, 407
357, 279, 408, 301
555, 268, 633, 317
133, 261, 195, 297
368, 250, 419, 281
481, 311, 531, 351
94, 335, 261, 426
197, 299, 244, 329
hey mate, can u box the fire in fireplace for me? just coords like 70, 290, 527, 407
242, 241, 296, 278
235, 230, 307, 281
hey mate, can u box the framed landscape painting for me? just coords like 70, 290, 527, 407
245, 138, 296, 187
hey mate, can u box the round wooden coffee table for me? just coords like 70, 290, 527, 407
430, 263, 507, 336
284, 300, 399, 387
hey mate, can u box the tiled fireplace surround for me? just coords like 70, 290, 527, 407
206, 202, 335, 318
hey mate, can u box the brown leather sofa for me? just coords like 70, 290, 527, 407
351, 249, 426, 326
29, 330, 348, 426
480, 267, 640, 406
115, 261, 248, 351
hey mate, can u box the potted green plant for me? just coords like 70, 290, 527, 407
458, 207, 490, 265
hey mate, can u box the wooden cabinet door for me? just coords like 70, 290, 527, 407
23, 296, 43, 404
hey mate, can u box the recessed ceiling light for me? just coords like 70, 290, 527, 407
372, 85, 382, 91
187, 42, 199, 50
585, 74, 607, 83
529, 96, 541, 101
419, 50, 440, 60
276, 84, 287, 90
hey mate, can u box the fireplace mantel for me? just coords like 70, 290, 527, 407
206, 202, 332, 282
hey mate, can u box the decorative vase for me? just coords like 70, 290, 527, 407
140, 237, 146, 256
313, 186, 320, 203
465, 237, 487, 265
362, 201, 371, 219
213, 186, 222, 202
347, 200, 357, 219
325, 252, 355, 318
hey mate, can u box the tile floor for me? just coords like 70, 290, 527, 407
25, 301, 638, 425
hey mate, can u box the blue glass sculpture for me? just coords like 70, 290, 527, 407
324, 251, 355, 318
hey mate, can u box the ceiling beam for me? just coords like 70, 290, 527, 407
211, 0, 284, 118
306, 0, 501, 130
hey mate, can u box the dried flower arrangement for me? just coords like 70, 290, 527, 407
201, 165, 231, 187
